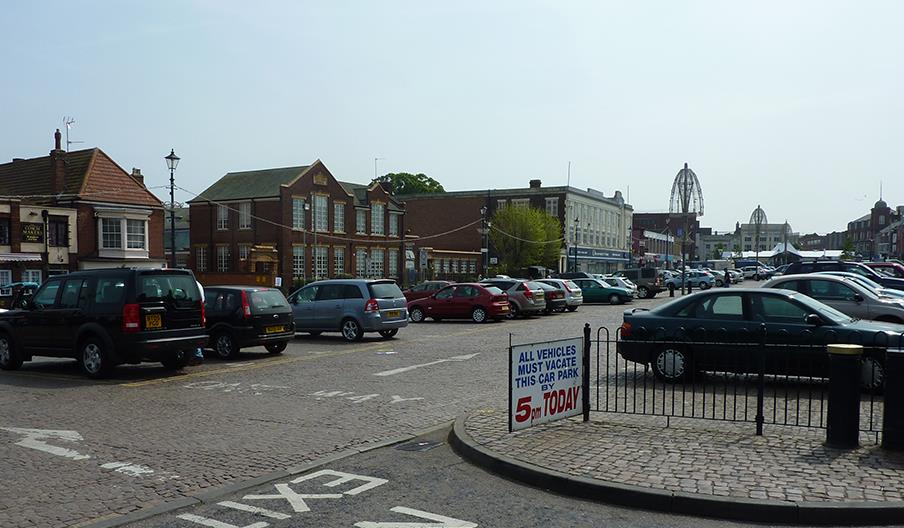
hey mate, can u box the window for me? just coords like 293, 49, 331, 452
370, 248, 384, 277
126, 219, 146, 249
239, 202, 252, 229
388, 249, 399, 276
497, 199, 507, 208
238, 244, 251, 261
59, 279, 88, 309
511, 199, 530, 208
371, 203, 385, 235
334, 247, 345, 276
48, 217, 68, 247
545, 197, 558, 217
356, 249, 367, 277
95, 277, 126, 304
293, 198, 306, 230
217, 205, 229, 230
216, 245, 230, 272
33, 280, 60, 308
435, 287, 453, 300
389, 213, 399, 237
314, 246, 328, 279
102, 218, 122, 249
334, 203, 345, 232
293, 246, 305, 279
454, 285, 479, 297
0, 270, 11, 296
0, 218, 8, 245
196, 246, 207, 272
314, 195, 328, 232
752, 294, 809, 324
294, 285, 318, 304
807, 280, 859, 302
700, 294, 744, 320
356, 210, 367, 234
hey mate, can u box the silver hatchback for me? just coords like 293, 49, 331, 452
287, 279, 409, 341
762, 274, 904, 325
480, 278, 546, 317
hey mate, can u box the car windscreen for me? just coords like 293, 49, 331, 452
368, 281, 404, 299
138, 273, 200, 306
250, 290, 289, 314
525, 281, 545, 291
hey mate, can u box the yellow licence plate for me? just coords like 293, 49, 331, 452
265, 325, 285, 334
386, 310, 401, 318
500, 306, 509, 311
145, 314, 162, 329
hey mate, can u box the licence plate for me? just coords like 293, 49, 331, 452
386, 310, 401, 318
145, 314, 162, 329
500, 306, 509, 311
265, 325, 285, 334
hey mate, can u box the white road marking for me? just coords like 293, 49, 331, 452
373, 353, 480, 377
389, 395, 424, 404
176, 513, 268, 528
354, 506, 478, 528
243, 470, 389, 513
218, 501, 291, 520
295, 469, 388, 495
1, 427, 91, 460
100, 461, 154, 477
243, 484, 342, 513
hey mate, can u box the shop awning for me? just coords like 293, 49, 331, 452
0, 253, 43, 263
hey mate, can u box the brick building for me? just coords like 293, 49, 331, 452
188, 160, 407, 288
846, 200, 902, 259
632, 212, 700, 261
0, 130, 165, 293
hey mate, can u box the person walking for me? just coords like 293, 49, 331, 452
724, 269, 731, 288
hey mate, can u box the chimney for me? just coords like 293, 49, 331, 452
50, 129, 66, 194
529, 179, 542, 188
131, 168, 145, 187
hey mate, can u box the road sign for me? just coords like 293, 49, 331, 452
509, 337, 584, 431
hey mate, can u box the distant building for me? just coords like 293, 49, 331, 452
632, 212, 700, 261
696, 230, 735, 260
735, 222, 798, 252
798, 233, 825, 251
847, 200, 902, 259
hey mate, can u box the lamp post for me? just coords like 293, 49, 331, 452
165, 149, 180, 269
303, 201, 311, 282
572, 217, 579, 272
480, 206, 488, 276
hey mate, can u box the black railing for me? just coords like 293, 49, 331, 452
591, 326, 897, 439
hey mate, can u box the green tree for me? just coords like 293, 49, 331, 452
489, 206, 561, 274
732, 245, 742, 258
712, 243, 724, 260
373, 172, 445, 195
841, 238, 855, 260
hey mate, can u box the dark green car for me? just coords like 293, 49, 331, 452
617, 288, 904, 389
571, 277, 633, 305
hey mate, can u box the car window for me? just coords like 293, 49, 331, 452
316, 284, 345, 301
699, 294, 744, 320
138, 273, 200, 305
410, 284, 424, 292
369, 282, 404, 299
603, 278, 616, 287
33, 280, 62, 308
250, 290, 288, 314
95, 278, 126, 305
453, 286, 478, 297
59, 279, 88, 309
295, 286, 318, 304
807, 280, 857, 301
435, 287, 453, 300
484, 286, 504, 295
342, 285, 364, 299
429, 282, 446, 291
774, 280, 802, 293
845, 265, 873, 278
751, 294, 809, 324
565, 280, 580, 290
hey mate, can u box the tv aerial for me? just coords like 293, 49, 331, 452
62, 116, 84, 152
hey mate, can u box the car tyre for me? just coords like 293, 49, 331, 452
341, 318, 364, 342
213, 331, 238, 360
652, 345, 691, 383
508, 303, 521, 319
566, 306, 578, 312
161, 350, 190, 370
0, 333, 22, 371
265, 342, 288, 354
861, 356, 885, 392
637, 286, 649, 299
409, 307, 425, 323
379, 329, 398, 339
608, 294, 621, 305
471, 307, 488, 323
79, 336, 113, 379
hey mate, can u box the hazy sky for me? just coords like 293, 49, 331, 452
2, 1, 901, 234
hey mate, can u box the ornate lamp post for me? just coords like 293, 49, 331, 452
480, 206, 489, 276
669, 163, 704, 294
164, 149, 180, 268
750, 205, 768, 270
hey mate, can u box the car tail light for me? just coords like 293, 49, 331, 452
122, 303, 140, 333
522, 283, 533, 299
201, 301, 206, 326
364, 298, 380, 313
240, 290, 252, 319
620, 321, 632, 338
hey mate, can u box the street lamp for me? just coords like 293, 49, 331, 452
165, 149, 180, 269
480, 206, 488, 276
572, 217, 579, 272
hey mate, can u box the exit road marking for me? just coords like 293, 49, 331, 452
355, 506, 478, 527
373, 353, 480, 377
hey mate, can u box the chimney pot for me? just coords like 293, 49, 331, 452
529, 179, 542, 188
54, 129, 62, 150
131, 168, 145, 187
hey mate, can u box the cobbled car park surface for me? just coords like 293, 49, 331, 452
0, 290, 672, 528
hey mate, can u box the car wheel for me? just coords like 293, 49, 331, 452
79, 337, 113, 379
409, 307, 425, 323
265, 342, 288, 354
508, 303, 521, 319
161, 350, 190, 370
379, 329, 398, 339
213, 331, 238, 360
0, 333, 22, 371
608, 294, 621, 305
715, 279, 723, 287
861, 356, 885, 392
566, 306, 578, 312
341, 318, 364, 342
652, 346, 690, 382
471, 307, 488, 323
637, 286, 649, 298
701, 282, 710, 290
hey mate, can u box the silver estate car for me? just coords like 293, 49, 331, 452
288, 279, 408, 341
762, 274, 904, 325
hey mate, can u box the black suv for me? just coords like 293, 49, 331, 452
204, 286, 295, 359
0, 268, 208, 378
784, 260, 904, 291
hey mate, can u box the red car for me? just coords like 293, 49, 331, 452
407, 283, 510, 323
402, 280, 452, 302
866, 262, 904, 279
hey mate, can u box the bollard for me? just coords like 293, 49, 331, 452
883, 349, 904, 450
687, 280, 693, 294
669, 284, 675, 297
826, 344, 862, 449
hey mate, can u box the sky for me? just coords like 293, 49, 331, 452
2, 1, 901, 234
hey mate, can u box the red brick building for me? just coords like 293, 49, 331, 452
188, 160, 407, 288
0, 130, 165, 291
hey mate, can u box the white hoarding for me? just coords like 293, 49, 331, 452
509, 337, 584, 431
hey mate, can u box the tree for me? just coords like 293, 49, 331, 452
841, 238, 855, 260
712, 243, 725, 260
732, 245, 742, 258
489, 205, 562, 274
373, 172, 445, 195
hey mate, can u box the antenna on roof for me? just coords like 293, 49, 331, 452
62, 116, 84, 152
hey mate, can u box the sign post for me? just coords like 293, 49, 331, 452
509, 335, 585, 432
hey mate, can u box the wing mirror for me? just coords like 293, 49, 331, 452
805, 313, 822, 326
853, 294, 864, 303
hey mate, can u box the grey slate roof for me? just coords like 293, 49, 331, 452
191, 165, 310, 202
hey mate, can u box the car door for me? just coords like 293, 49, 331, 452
18, 278, 64, 352
288, 285, 318, 331
51, 278, 91, 352
803, 279, 870, 320
427, 286, 455, 318
451, 285, 478, 318
312, 284, 346, 329
748, 292, 826, 377
683, 292, 752, 372
574, 279, 603, 303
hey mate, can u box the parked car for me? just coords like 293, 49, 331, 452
0, 268, 208, 378
570, 277, 633, 305
287, 279, 408, 341
771, 264, 791, 277
407, 283, 510, 323
402, 280, 452, 302
616, 268, 665, 298
203, 286, 295, 359
535, 281, 567, 313
784, 260, 904, 291
817, 271, 904, 300
601, 276, 637, 297
741, 266, 759, 279
728, 269, 743, 284
0, 281, 39, 310
537, 278, 583, 312
762, 274, 904, 325
479, 279, 546, 317
866, 262, 904, 279
617, 288, 900, 390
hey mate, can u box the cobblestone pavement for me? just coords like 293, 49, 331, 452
464, 410, 904, 503
0, 294, 669, 528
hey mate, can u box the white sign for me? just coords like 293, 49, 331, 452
509, 337, 583, 431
